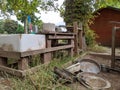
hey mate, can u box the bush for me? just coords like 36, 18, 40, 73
85, 29, 98, 46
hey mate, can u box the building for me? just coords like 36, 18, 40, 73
90, 6, 120, 47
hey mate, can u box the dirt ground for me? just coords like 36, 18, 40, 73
68, 54, 120, 90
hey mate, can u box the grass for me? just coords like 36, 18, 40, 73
7, 56, 77, 90
87, 44, 109, 53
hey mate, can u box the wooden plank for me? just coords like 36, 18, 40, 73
21, 45, 73, 57
48, 35, 74, 39
38, 32, 76, 35
0, 51, 21, 59
0, 45, 73, 59
0, 65, 25, 77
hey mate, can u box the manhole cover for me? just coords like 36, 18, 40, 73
79, 59, 101, 74
77, 72, 111, 90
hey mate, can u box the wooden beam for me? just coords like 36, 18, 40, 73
38, 32, 76, 35
0, 65, 25, 77
68, 40, 74, 57
21, 45, 74, 57
0, 51, 21, 59
48, 35, 74, 39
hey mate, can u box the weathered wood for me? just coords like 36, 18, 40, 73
68, 40, 74, 57
54, 67, 74, 82
21, 45, 73, 57
111, 27, 116, 68
73, 22, 78, 55
18, 57, 29, 70
45, 36, 52, 63
78, 30, 83, 49
48, 35, 74, 39
46, 37, 52, 47
0, 65, 25, 77
66, 26, 74, 32
38, 32, 75, 35
0, 51, 21, 59
40, 53, 51, 64
0, 57, 7, 66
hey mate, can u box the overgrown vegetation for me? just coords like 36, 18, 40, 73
85, 28, 97, 46
3, 55, 77, 90
87, 44, 109, 53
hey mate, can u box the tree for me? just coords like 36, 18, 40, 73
0, 20, 4, 33
96, 0, 120, 9
60, 0, 98, 48
16, 24, 24, 34
0, 0, 58, 33
61, 0, 95, 26
3, 19, 18, 34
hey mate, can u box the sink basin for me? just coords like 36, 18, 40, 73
0, 34, 46, 52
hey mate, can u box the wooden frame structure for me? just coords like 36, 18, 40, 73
111, 26, 120, 68
0, 32, 75, 77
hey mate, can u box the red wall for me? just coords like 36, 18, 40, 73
90, 8, 120, 47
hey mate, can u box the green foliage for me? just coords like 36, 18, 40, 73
87, 44, 108, 53
62, 0, 95, 26
0, 0, 58, 33
0, 19, 24, 34
96, 0, 120, 9
32, 16, 43, 31
85, 28, 97, 46
0, 20, 4, 33
16, 24, 24, 34
4, 19, 18, 34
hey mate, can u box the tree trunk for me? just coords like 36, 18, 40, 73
24, 17, 28, 34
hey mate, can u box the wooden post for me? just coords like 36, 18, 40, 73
0, 57, 7, 66
40, 53, 52, 64
18, 57, 29, 70
78, 30, 83, 49
73, 22, 78, 55
111, 26, 116, 68
41, 35, 52, 64
68, 39, 74, 57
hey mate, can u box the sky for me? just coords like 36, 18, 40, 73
10, 0, 65, 26
40, 0, 65, 26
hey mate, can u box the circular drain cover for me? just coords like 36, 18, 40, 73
77, 72, 111, 89
79, 59, 101, 74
